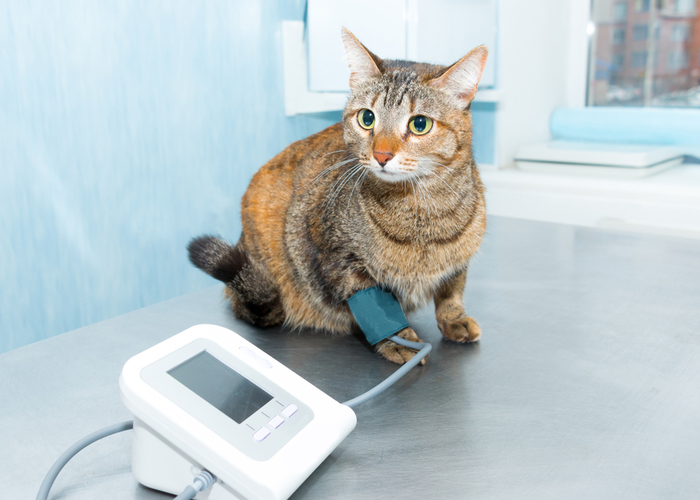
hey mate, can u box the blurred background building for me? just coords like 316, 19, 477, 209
591, 0, 700, 106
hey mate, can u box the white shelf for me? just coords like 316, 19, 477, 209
282, 21, 501, 117
480, 165, 700, 239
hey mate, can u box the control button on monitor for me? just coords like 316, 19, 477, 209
269, 415, 284, 429
253, 427, 271, 442
281, 404, 298, 418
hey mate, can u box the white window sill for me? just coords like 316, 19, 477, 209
480, 164, 700, 240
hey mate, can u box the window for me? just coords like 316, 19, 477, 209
671, 24, 690, 42
613, 28, 626, 44
675, 0, 695, 14
668, 51, 689, 70
631, 51, 648, 68
632, 25, 648, 41
612, 54, 625, 69
614, 2, 627, 21
635, 0, 650, 13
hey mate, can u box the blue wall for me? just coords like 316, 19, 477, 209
0, 0, 496, 353
472, 102, 496, 166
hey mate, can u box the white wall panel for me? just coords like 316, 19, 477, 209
307, 0, 407, 92
307, 0, 497, 92
408, 0, 496, 87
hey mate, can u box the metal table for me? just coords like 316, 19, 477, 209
4, 216, 700, 499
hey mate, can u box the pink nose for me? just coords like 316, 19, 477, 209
373, 151, 394, 167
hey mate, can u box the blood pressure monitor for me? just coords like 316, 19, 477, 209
119, 324, 357, 500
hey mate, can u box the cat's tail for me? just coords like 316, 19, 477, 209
187, 235, 284, 327
187, 235, 247, 284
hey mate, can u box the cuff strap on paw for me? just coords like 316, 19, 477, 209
347, 287, 409, 345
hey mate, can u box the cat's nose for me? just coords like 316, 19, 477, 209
373, 151, 394, 167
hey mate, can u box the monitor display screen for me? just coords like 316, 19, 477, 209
168, 350, 273, 424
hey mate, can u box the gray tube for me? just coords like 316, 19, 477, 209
173, 485, 198, 500
342, 336, 432, 408
36, 420, 134, 500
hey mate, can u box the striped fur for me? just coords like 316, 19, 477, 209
189, 30, 488, 363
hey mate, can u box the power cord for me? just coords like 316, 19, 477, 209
36, 420, 134, 500
173, 470, 217, 500
37, 336, 430, 498
35, 419, 216, 500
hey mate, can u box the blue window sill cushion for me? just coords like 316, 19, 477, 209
550, 107, 700, 147
347, 287, 409, 346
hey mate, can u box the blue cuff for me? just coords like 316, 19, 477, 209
347, 287, 409, 345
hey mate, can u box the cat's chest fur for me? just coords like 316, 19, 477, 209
350, 188, 485, 311
364, 243, 466, 311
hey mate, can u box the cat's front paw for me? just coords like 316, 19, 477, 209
439, 316, 481, 343
375, 327, 427, 365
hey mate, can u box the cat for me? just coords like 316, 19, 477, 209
188, 28, 488, 364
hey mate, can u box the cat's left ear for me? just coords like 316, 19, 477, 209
429, 46, 488, 109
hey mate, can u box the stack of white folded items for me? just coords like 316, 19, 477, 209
515, 141, 684, 178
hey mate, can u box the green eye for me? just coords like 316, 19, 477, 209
409, 115, 433, 135
358, 109, 375, 130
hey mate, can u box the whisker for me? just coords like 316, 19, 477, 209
302, 155, 357, 189
417, 165, 460, 198
322, 164, 359, 207
345, 165, 369, 213
424, 159, 456, 173
408, 177, 420, 233
309, 156, 354, 184
325, 165, 363, 218
322, 164, 364, 219
321, 149, 347, 159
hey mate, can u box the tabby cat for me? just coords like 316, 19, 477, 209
188, 29, 488, 364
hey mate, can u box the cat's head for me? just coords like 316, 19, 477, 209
340, 28, 488, 183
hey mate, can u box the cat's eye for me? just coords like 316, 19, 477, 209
409, 115, 433, 135
357, 109, 375, 130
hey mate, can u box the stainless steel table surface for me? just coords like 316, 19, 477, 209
3, 216, 700, 500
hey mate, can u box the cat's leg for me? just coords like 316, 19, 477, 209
375, 327, 426, 365
224, 250, 285, 328
434, 269, 481, 342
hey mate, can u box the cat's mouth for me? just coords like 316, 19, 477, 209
365, 162, 415, 183
373, 168, 408, 182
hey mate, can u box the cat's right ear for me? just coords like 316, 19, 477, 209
341, 28, 382, 90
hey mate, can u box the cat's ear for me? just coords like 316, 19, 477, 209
429, 46, 488, 109
341, 28, 382, 90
